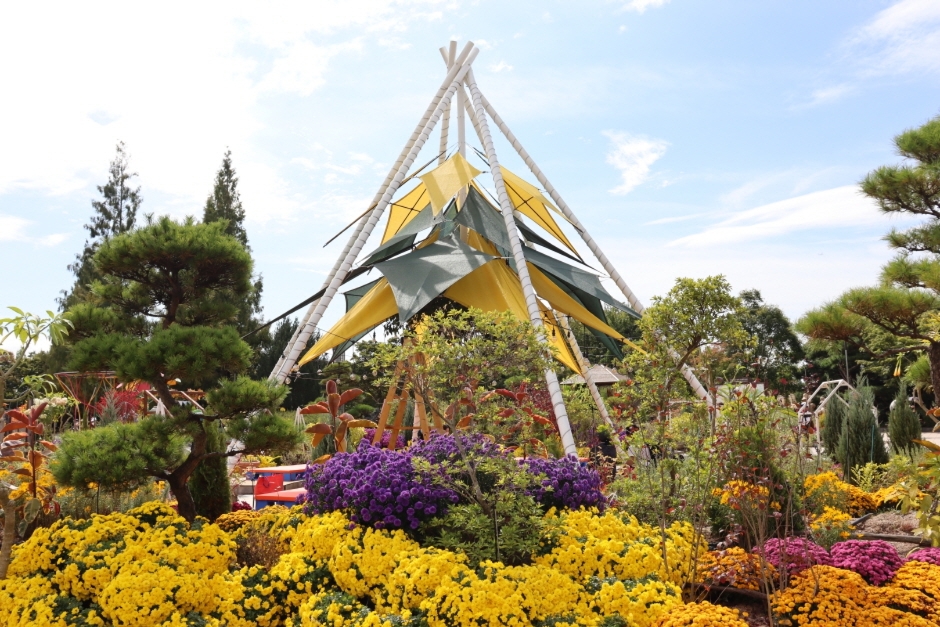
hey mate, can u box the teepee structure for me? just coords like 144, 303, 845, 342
269, 41, 709, 456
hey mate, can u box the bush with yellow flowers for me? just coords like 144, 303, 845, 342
0, 501, 723, 627
652, 601, 749, 627
696, 547, 776, 591
804, 471, 879, 517
809, 506, 855, 549
771, 563, 940, 626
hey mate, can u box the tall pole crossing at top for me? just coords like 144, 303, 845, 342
271, 42, 710, 432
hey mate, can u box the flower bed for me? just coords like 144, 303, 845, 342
0, 501, 702, 626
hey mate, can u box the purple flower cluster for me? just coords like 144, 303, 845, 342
523, 457, 606, 512
408, 432, 500, 464
757, 538, 832, 575
907, 548, 940, 566
301, 442, 458, 530
830, 540, 904, 585
361, 428, 407, 450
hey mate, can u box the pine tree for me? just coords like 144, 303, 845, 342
188, 421, 231, 521
888, 382, 921, 455
51, 217, 299, 522
799, 117, 940, 404
838, 386, 889, 483
202, 150, 265, 344
60, 142, 142, 310
821, 392, 846, 463
203, 150, 248, 248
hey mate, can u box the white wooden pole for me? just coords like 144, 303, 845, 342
436, 45, 454, 165
556, 313, 612, 425
457, 78, 466, 157
465, 68, 578, 457
476, 91, 710, 403
272, 43, 478, 382
277, 48, 481, 378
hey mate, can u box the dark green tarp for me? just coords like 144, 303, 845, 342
376, 235, 495, 322
360, 204, 436, 266
329, 278, 384, 359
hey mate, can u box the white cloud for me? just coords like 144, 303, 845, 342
490, 60, 513, 73
802, 84, 854, 108
603, 131, 669, 195
0, 1, 453, 223
619, 0, 671, 14
0, 215, 30, 241
669, 186, 889, 247
849, 0, 940, 76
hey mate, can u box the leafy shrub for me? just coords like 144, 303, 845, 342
821, 393, 846, 463
889, 383, 922, 455
838, 386, 889, 481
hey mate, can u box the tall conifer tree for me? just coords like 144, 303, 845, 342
60, 142, 142, 309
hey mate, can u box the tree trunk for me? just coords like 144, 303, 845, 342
167, 471, 197, 523
165, 427, 209, 523
0, 493, 16, 579
928, 342, 940, 407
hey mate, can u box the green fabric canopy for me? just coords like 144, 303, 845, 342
360, 204, 437, 266
523, 246, 636, 317
375, 235, 495, 322
455, 186, 512, 254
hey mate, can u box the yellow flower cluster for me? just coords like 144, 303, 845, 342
533, 508, 697, 586
804, 472, 878, 516
216, 509, 263, 532
652, 601, 749, 627
696, 547, 777, 591
810, 506, 855, 547
772, 563, 940, 626
0, 502, 712, 627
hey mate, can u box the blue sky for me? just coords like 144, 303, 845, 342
2, 0, 939, 346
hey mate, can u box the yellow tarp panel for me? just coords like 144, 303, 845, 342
528, 264, 626, 341
419, 152, 481, 214
382, 183, 430, 243
298, 279, 399, 366
443, 260, 580, 373
501, 167, 578, 255
538, 301, 581, 373
443, 259, 529, 320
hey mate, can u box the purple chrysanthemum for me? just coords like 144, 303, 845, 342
756, 537, 832, 576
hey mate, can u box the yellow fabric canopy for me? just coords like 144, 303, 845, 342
444, 259, 529, 320
382, 183, 430, 244
500, 167, 578, 255
298, 279, 399, 366
538, 301, 580, 373
442, 259, 583, 373
419, 152, 481, 214
527, 264, 626, 341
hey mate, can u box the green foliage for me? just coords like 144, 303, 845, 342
618, 275, 749, 419
799, 116, 940, 403
188, 421, 231, 521
60, 141, 141, 310
821, 394, 846, 463
56, 217, 299, 521
900, 440, 940, 546
370, 308, 552, 420
251, 317, 327, 408
737, 289, 804, 394
90, 216, 252, 327
838, 386, 889, 482
201, 149, 267, 357
51, 417, 188, 491
418, 492, 557, 567
0, 308, 73, 411
889, 382, 922, 455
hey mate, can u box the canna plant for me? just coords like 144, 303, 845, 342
1, 402, 58, 578
301, 380, 377, 460
477, 387, 555, 458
